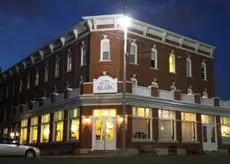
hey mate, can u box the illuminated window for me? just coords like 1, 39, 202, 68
201, 115, 214, 124
100, 37, 110, 61
70, 108, 80, 140
20, 119, 28, 144
186, 57, 192, 77
158, 110, 176, 141
3, 128, 8, 137
40, 114, 50, 143
221, 117, 230, 143
130, 42, 138, 64
151, 47, 158, 69
35, 68, 39, 86
132, 107, 152, 140
29, 117, 38, 144
66, 49, 72, 72
181, 112, 197, 141
54, 111, 64, 142
169, 51, 175, 73
201, 60, 207, 80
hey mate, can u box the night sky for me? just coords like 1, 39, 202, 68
0, 0, 230, 100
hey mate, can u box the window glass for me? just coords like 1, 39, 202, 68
169, 54, 175, 73
101, 39, 110, 60
221, 117, 230, 143
181, 112, 197, 141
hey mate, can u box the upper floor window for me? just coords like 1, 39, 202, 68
19, 79, 23, 93
186, 56, 192, 77
201, 60, 207, 80
44, 61, 49, 82
6, 85, 8, 99
66, 48, 72, 72
55, 57, 60, 78
151, 45, 158, 69
169, 50, 175, 73
35, 68, 39, 86
27, 72, 30, 90
0, 88, 3, 102
81, 42, 87, 66
130, 41, 138, 64
12, 80, 15, 96
100, 36, 110, 61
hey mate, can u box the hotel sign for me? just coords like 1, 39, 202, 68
93, 75, 118, 93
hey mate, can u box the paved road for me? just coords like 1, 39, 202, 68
0, 154, 230, 164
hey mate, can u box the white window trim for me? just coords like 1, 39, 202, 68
80, 43, 87, 66
186, 57, 192, 77
100, 38, 110, 61
201, 61, 207, 80
130, 42, 138, 64
67, 51, 72, 72
55, 58, 60, 78
169, 52, 176, 73
44, 63, 49, 82
35, 69, 39, 86
151, 48, 158, 69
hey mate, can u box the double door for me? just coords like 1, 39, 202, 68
202, 124, 217, 151
92, 116, 116, 150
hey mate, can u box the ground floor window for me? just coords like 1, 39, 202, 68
181, 112, 197, 141
132, 107, 152, 140
54, 111, 64, 142
40, 114, 50, 143
221, 117, 230, 143
29, 117, 38, 144
3, 128, 8, 137
20, 119, 28, 144
158, 109, 176, 141
70, 108, 80, 140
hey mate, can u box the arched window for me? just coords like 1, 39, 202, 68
201, 61, 207, 80
151, 46, 158, 69
100, 37, 110, 61
130, 42, 138, 64
186, 57, 192, 77
169, 51, 175, 73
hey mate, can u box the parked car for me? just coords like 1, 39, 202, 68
0, 137, 40, 158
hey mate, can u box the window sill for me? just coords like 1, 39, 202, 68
99, 60, 111, 62
187, 76, 193, 78
181, 141, 200, 144
132, 138, 155, 143
169, 72, 176, 75
201, 79, 208, 82
129, 63, 139, 66
150, 67, 159, 70
158, 140, 178, 143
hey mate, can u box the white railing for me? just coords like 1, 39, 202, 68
181, 94, 195, 103
158, 90, 174, 100
132, 85, 151, 97
220, 100, 230, 109
200, 98, 214, 106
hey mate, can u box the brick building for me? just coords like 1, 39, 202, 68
0, 14, 230, 155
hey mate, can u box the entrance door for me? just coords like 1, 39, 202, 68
202, 124, 217, 151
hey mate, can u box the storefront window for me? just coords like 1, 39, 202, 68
54, 111, 64, 142
29, 117, 38, 144
181, 112, 197, 141
158, 110, 176, 141
221, 117, 230, 143
3, 128, 8, 137
132, 107, 152, 140
201, 115, 215, 124
70, 108, 80, 140
40, 114, 50, 143
20, 119, 28, 144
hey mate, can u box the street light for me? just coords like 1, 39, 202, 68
119, 15, 131, 156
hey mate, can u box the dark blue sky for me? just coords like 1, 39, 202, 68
0, 0, 230, 100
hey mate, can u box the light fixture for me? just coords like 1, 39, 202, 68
10, 132, 15, 138
118, 15, 131, 29
117, 116, 124, 124
83, 117, 91, 124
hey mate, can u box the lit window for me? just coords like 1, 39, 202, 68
130, 42, 138, 64
44, 62, 49, 82
40, 114, 50, 143
169, 51, 175, 73
20, 119, 28, 144
3, 128, 8, 137
54, 111, 64, 142
132, 107, 152, 140
186, 57, 192, 77
100, 37, 110, 61
27, 72, 30, 90
158, 110, 176, 141
29, 117, 38, 144
55, 57, 60, 78
221, 117, 230, 143
70, 108, 80, 140
151, 47, 157, 69
35, 68, 39, 86
67, 49, 72, 72
181, 112, 197, 141
201, 60, 207, 80
81, 43, 87, 66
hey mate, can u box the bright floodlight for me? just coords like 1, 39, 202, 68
119, 15, 131, 29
